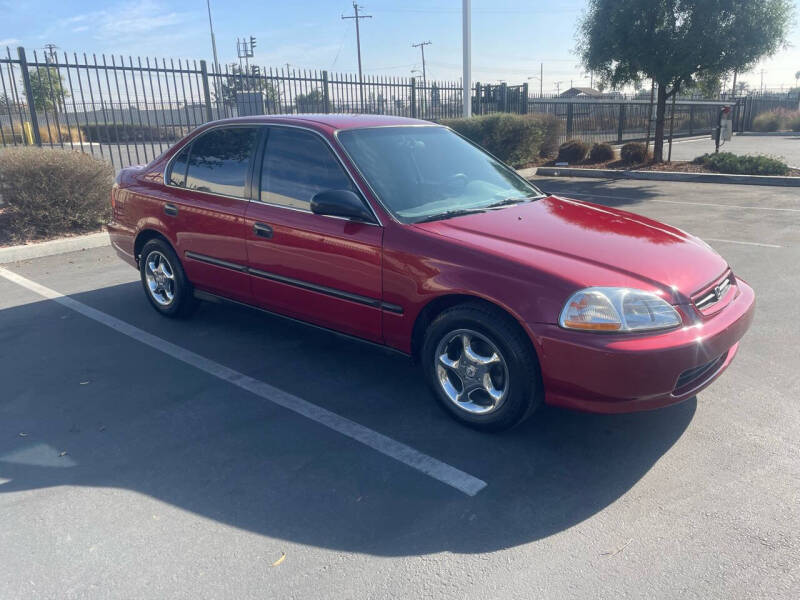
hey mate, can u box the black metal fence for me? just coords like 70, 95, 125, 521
1, 46, 796, 171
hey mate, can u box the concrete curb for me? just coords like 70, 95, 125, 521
0, 232, 110, 264
736, 131, 799, 137
533, 166, 800, 187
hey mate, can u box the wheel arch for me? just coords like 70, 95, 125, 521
410, 293, 538, 363
134, 228, 174, 264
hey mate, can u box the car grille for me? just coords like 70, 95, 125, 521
674, 352, 728, 394
693, 272, 734, 313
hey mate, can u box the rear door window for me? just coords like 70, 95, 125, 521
184, 127, 260, 197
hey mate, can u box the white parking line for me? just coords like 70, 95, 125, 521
558, 191, 800, 213
703, 238, 782, 249
0, 266, 487, 497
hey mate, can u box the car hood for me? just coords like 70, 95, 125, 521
414, 195, 728, 304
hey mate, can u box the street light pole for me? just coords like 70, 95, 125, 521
205, 0, 221, 103
462, 0, 471, 117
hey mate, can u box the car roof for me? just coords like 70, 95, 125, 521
207, 113, 436, 131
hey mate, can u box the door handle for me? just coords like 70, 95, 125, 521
164, 203, 178, 216
253, 222, 273, 239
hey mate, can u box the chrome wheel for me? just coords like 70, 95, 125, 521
144, 251, 176, 306
434, 328, 509, 415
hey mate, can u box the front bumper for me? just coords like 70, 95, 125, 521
531, 277, 755, 413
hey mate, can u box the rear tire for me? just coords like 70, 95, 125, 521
422, 302, 542, 431
139, 239, 196, 318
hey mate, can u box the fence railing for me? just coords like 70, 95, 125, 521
2, 46, 796, 170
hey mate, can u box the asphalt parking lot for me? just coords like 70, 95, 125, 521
1, 177, 798, 599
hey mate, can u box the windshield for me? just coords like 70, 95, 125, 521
336, 126, 544, 223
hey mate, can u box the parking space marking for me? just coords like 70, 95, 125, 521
703, 238, 782, 249
552, 191, 800, 213
0, 266, 487, 497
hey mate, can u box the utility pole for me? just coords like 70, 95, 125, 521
555, 81, 563, 95
43, 43, 59, 64
342, 2, 372, 111
412, 41, 431, 88
760, 69, 765, 94
462, 0, 471, 117
539, 62, 543, 96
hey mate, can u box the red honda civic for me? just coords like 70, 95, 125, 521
108, 114, 755, 431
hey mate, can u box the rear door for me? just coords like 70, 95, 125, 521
244, 125, 384, 342
165, 125, 261, 304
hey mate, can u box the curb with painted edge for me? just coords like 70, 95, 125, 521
0, 232, 110, 264
533, 166, 800, 187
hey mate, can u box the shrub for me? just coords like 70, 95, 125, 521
620, 142, 649, 164
80, 123, 184, 143
0, 148, 113, 243
556, 139, 589, 163
588, 142, 615, 163
442, 113, 562, 167
0, 123, 82, 145
787, 114, 800, 132
752, 111, 782, 132
692, 152, 789, 176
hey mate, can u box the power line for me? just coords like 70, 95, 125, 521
411, 40, 432, 87
342, 2, 372, 109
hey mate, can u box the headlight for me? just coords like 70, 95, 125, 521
559, 287, 681, 333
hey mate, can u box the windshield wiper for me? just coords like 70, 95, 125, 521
485, 194, 541, 209
415, 208, 487, 223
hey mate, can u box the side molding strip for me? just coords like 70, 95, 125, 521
185, 251, 403, 314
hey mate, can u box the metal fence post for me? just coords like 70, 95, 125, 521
500, 82, 508, 112
410, 77, 417, 118
322, 71, 330, 114
17, 47, 42, 146
199, 60, 213, 123
688, 105, 695, 135
521, 83, 528, 114
617, 103, 625, 143
474, 82, 481, 115
566, 103, 574, 138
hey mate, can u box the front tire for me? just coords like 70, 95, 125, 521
139, 239, 196, 318
422, 302, 542, 431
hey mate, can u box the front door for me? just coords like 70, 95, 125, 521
244, 126, 384, 343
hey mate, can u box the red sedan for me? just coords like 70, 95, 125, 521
108, 115, 755, 431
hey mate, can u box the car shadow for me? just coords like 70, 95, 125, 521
0, 282, 696, 556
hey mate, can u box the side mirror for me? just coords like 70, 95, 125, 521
310, 189, 375, 223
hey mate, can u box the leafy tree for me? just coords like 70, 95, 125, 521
218, 65, 279, 108
578, 0, 793, 161
294, 89, 325, 112
735, 81, 750, 95
26, 66, 70, 111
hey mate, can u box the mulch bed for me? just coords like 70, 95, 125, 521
541, 158, 800, 177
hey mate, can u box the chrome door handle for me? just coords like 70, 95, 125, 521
164, 203, 178, 216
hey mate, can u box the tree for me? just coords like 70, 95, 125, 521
795, 70, 800, 87
294, 89, 325, 113
218, 64, 279, 108
579, 0, 793, 162
26, 66, 69, 111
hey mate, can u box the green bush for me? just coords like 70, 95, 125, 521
588, 142, 615, 163
692, 152, 789, 176
788, 114, 800, 132
80, 123, 184, 143
0, 148, 113, 243
752, 111, 782, 132
442, 113, 561, 167
556, 139, 588, 163
620, 142, 649, 164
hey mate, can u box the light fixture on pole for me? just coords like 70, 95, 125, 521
462, 0, 471, 117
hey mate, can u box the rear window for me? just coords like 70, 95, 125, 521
182, 127, 260, 197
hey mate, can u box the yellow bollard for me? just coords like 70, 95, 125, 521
22, 121, 34, 145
